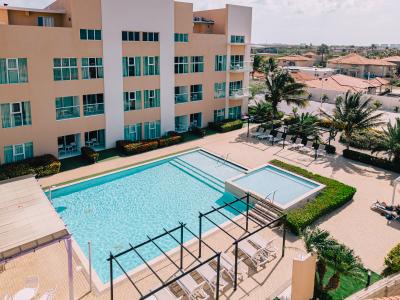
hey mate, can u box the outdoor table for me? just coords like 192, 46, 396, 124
13, 288, 35, 300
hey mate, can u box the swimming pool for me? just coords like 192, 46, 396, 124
226, 164, 324, 211
50, 150, 246, 284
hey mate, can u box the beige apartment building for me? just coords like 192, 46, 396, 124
0, 0, 252, 164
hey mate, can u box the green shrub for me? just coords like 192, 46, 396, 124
81, 147, 99, 163
0, 171, 8, 181
325, 144, 336, 154
340, 130, 384, 150
261, 120, 283, 130
384, 244, 400, 276
343, 149, 400, 173
270, 160, 357, 235
158, 135, 184, 147
318, 118, 334, 129
116, 140, 159, 155
217, 120, 243, 133
192, 127, 207, 137
0, 155, 61, 179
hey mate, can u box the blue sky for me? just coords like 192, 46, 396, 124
3, 0, 399, 45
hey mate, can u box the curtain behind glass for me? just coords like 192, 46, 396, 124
0, 59, 7, 84
4, 145, 13, 164
24, 142, 33, 158
18, 58, 28, 83
0, 103, 11, 128
22, 101, 32, 125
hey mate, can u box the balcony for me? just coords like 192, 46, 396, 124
230, 62, 253, 73
229, 88, 250, 100
83, 103, 104, 116
175, 94, 189, 104
56, 106, 80, 120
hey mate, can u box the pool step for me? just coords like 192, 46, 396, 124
256, 198, 284, 216
248, 200, 283, 226
254, 204, 280, 220
169, 159, 225, 193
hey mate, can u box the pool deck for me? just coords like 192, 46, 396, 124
1, 126, 399, 299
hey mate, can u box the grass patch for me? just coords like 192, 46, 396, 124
322, 266, 381, 299
270, 160, 357, 234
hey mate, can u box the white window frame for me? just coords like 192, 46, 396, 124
175, 86, 189, 103
148, 90, 156, 107
53, 57, 78, 81
7, 58, 19, 83
126, 91, 140, 110
175, 57, 188, 74
12, 143, 26, 161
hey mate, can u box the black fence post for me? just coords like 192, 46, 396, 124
234, 242, 239, 291
109, 253, 114, 300
180, 224, 184, 270
245, 193, 250, 231
216, 253, 221, 300
198, 213, 202, 258
282, 219, 286, 258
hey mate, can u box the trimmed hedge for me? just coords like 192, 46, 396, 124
343, 149, 400, 173
158, 135, 184, 147
384, 243, 400, 276
117, 140, 159, 155
270, 160, 357, 235
217, 120, 244, 133
192, 126, 206, 137
0, 154, 61, 180
340, 130, 384, 151
81, 147, 99, 163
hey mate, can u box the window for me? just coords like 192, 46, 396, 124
83, 94, 104, 116
124, 123, 142, 142
124, 91, 142, 111
175, 115, 189, 132
175, 57, 189, 74
80, 29, 102, 40
1, 101, 32, 128
0, 58, 28, 84
122, 31, 140, 41
215, 55, 226, 72
142, 32, 159, 42
190, 113, 202, 128
4, 142, 33, 164
144, 89, 160, 109
38, 16, 54, 27
214, 109, 225, 123
122, 57, 141, 77
229, 80, 243, 96
190, 84, 203, 101
53, 58, 78, 81
58, 134, 80, 158
85, 129, 105, 149
191, 56, 204, 73
175, 33, 189, 42
175, 86, 189, 104
230, 35, 245, 44
143, 56, 160, 76
230, 55, 244, 70
229, 106, 242, 120
55, 96, 80, 120
82, 58, 103, 79
144, 120, 161, 140
214, 82, 226, 99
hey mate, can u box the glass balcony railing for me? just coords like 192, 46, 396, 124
83, 103, 104, 116
230, 62, 253, 73
56, 106, 80, 120
229, 88, 250, 99
175, 94, 189, 104
191, 92, 203, 101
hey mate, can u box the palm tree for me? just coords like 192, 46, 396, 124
264, 69, 308, 118
322, 244, 363, 293
248, 100, 273, 123
373, 118, 400, 162
252, 55, 265, 79
317, 44, 330, 67
320, 91, 385, 149
291, 113, 320, 140
263, 57, 279, 76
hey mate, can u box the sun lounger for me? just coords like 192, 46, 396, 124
277, 135, 293, 147
238, 240, 269, 269
371, 201, 394, 215
257, 130, 272, 140
250, 127, 265, 138
148, 287, 182, 300
298, 141, 314, 154
220, 253, 247, 282
270, 132, 283, 144
247, 234, 278, 257
288, 138, 304, 150
13, 276, 39, 300
38, 289, 56, 300
316, 144, 327, 157
197, 263, 228, 292
177, 274, 209, 300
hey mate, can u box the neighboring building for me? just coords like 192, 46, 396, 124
382, 56, 400, 74
277, 55, 314, 67
283, 66, 336, 78
303, 51, 320, 65
306, 74, 390, 94
0, 0, 252, 164
327, 53, 396, 79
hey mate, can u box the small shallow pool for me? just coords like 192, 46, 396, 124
227, 165, 324, 210
50, 150, 246, 284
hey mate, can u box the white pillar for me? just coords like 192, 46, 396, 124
66, 238, 74, 300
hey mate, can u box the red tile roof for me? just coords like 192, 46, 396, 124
277, 55, 312, 62
328, 53, 396, 67
382, 56, 400, 63
290, 72, 315, 83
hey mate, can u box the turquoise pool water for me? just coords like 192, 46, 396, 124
50, 150, 246, 283
232, 165, 320, 206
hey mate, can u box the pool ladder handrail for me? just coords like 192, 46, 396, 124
264, 190, 278, 204
218, 153, 230, 166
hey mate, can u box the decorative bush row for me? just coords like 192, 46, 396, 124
343, 149, 400, 173
383, 243, 400, 276
0, 154, 61, 180
340, 130, 384, 150
116, 134, 184, 156
270, 160, 357, 235
191, 126, 206, 137
212, 120, 244, 133
81, 147, 99, 163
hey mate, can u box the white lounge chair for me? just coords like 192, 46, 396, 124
317, 144, 327, 157
250, 127, 265, 138
220, 253, 247, 282
277, 135, 293, 147
177, 274, 209, 300
288, 138, 304, 150
247, 234, 278, 257
270, 132, 283, 144
13, 276, 39, 300
197, 263, 228, 292
257, 130, 272, 140
39, 289, 56, 300
238, 240, 269, 269
147, 287, 182, 300
298, 141, 314, 154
